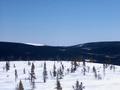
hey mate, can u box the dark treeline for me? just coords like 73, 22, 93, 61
0, 41, 120, 65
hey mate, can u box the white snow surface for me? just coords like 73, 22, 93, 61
0, 61, 120, 90
26, 43, 45, 46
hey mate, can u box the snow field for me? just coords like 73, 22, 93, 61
0, 61, 120, 90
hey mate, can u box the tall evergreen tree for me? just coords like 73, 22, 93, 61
53, 63, 57, 77
93, 66, 97, 79
43, 62, 47, 83
30, 63, 36, 82
31, 63, 35, 73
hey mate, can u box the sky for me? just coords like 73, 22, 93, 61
0, 0, 120, 46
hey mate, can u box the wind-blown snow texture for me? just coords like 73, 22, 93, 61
0, 61, 120, 90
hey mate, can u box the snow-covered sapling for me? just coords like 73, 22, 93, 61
73, 81, 85, 90
57, 67, 64, 79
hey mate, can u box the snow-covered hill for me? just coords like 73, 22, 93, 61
0, 61, 120, 90
25, 43, 45, 46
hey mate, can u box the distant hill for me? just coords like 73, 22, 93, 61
0, 41, 120, 65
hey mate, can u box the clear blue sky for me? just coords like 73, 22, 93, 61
0, 0, 120, 46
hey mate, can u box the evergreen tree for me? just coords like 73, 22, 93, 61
110, 65, 116, 72
30, 63, 36, 82
57, 67, 63, 79
83, 59, 86, 67
93, 66, 97, 79
73, 81, 85, 90
73, 61, 78, 71
71, 61, 78, 73
29, 63, 36, 89
103, 64, 106, 76
15, 69, 18, 81
98, 72, 102, 80
23, 68, 26, 74
13, 64, 16, 68
56, 74, 62, 90
71, 61, 75, 73
83, 67, 86, 76
113, 65, 115, 72
17, 80, 24, 90
31, 81, 35, 90
43, 62, 47, 83
53, 63, 57, 77
61, 62, 64, 71
31, 63, 35, 73
28, 61, 31, 66
6, 61, 10, 71
82, 59, 86, 76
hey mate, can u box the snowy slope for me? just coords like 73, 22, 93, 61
0, 61, 120, 90
25, 43, 45, 46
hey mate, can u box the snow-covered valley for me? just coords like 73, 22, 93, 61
0, 61, 120, 90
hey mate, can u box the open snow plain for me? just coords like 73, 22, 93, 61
0, 61, 120, 90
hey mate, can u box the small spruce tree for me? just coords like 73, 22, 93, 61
23, 68, 26, 74
73, 81, 85, 90
28, 61, 31, 66
15, 69, 18, 81
56, 74, 62, 90
13, 64, 16, 68
103, 64, 106, 76
6, 61, 10, 71
17, 80, 24, 90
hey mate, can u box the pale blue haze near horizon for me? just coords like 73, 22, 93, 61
0, 0, 120, 46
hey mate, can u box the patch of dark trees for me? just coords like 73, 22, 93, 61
1, 41, 120, 65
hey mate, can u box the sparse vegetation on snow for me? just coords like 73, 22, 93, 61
0, 60, 120, 90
